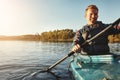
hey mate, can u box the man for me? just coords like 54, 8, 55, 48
72, 5, 120, 55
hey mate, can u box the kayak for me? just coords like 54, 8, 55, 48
69, 53, 120, 80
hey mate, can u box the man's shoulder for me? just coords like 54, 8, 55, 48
97, 21, 110, 25
81, 24, 90, 32
97, 21, 110, 28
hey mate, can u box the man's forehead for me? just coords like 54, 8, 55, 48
87, 9, 98, 13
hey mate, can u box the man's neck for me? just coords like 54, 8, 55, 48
87, 21, 97, 26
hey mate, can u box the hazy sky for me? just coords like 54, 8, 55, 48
0, 0, 120, 36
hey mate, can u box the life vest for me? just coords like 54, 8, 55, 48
81, 21, 110, 55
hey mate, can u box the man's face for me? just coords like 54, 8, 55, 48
85, 9, 98, 25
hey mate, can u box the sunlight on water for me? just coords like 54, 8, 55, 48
0, 41, 119, 80
0, 41, 72, 80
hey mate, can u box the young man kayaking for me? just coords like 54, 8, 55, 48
72, 5, 120, 55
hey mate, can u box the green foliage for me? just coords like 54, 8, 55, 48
40, 29, 75, 42
108, 34, 120, 43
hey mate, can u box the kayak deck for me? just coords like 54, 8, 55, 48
69, 53, 120, 80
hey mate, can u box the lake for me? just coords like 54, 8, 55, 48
0, 41, 119, 80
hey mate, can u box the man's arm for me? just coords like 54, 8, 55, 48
72, 30, 84, 52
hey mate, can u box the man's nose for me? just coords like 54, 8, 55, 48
92, 14, 97, 18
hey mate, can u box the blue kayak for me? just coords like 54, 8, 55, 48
69, 53, 120, 80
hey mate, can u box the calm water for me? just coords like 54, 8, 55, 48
0, 41, 119, 80
0, 41, 73, 80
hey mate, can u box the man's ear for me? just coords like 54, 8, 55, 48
84, 14, 86, 18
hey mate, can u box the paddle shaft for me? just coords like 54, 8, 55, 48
47, 18, 120, 71
47, 51, 74, 71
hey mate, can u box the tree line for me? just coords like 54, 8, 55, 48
40, 29, 75, 42
0, 29, 120, 43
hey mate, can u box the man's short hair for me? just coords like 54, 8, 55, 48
85, 5, 99, 13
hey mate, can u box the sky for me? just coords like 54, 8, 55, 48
0, 0, 120, 36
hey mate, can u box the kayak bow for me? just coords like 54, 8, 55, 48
69, 53, 120, 80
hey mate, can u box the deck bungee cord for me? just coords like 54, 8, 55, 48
22, 18, 120, 80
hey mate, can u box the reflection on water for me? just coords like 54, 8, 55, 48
0, 41, 119, 80
0, 41, 72, 80
109, 43, 120, 53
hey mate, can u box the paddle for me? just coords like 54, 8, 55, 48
23, 18, 120, 80
47, 18, 120, 71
